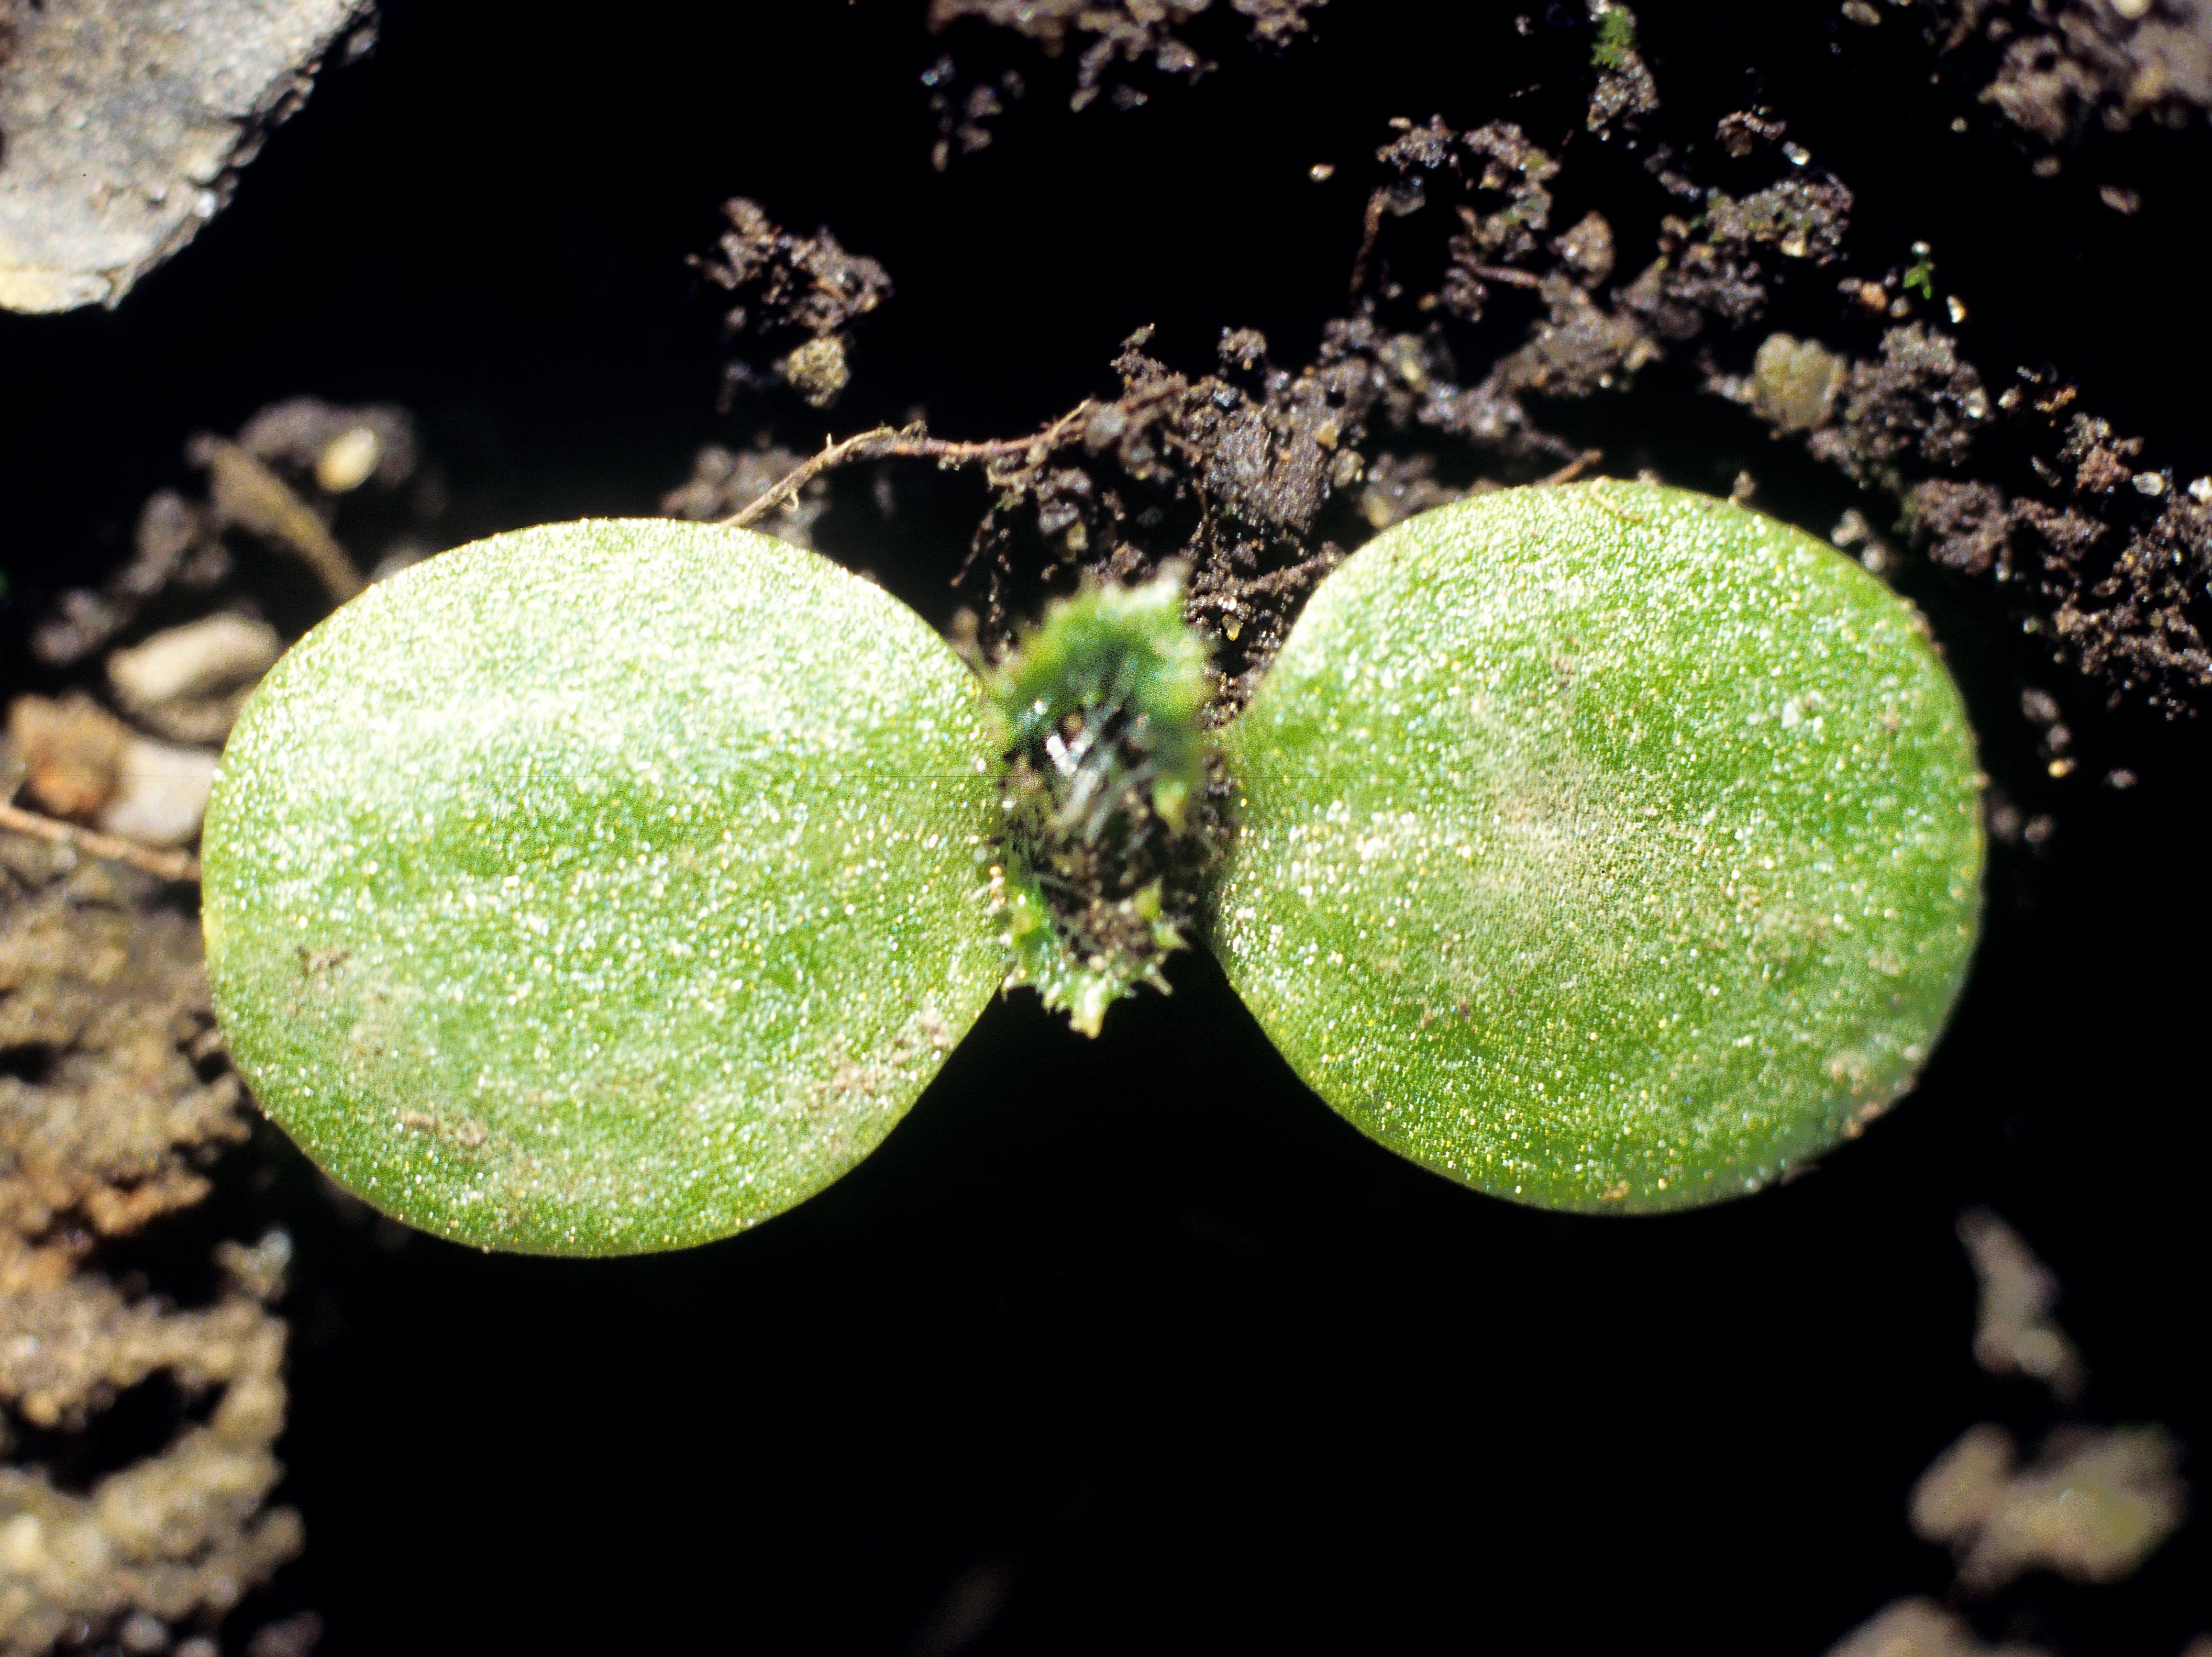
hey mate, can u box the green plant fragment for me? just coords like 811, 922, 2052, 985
1213, 481, 1984, 1213
985, 568, 1221, 1036
202, 519, 1002, 1254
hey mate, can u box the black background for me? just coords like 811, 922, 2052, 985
4, 3, 2209, 1652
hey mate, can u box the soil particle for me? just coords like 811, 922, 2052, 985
1809, 324, 1991, 487
1912, 1422, 2187, 1590
1906, 478, 2012, 575
1827, 1598, 2049, 1657
4, 692, 216, 854
1, 838, 304, 1657
105, 616, 284, 749
1740, 333, 1851, 435
1552, 211, 1616, 285
1431, 120, 1562, 316
1915, 0, 2212, 149
1356, 451, 1465, 531
1805, 362, 2212, 710
0, 846, 243, 1244
923, 0, 1323, 136
0, 1240, 302, 1657
1822, 1213, 2188, 1655
693, 198, 892, 412
5, 696, 130, 825
1957, 1207, 2085, 1397
1586, 1, 1660, 130
1705, 177, 1856, 265
1716, 108, 1788, 158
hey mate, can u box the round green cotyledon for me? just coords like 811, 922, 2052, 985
1212, 481, 1984, 1212
203, 519, 1002, 1255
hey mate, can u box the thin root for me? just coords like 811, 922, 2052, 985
725, 401, 1097, 529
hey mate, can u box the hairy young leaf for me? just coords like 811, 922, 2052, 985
203, 520, 1001, 1254
1214, 482, 1984, 1213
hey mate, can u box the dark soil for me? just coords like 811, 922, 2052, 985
4, 2, 2210, 1654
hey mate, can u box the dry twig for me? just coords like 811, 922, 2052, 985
0, 800, 202, 882
1539, 449, 1604, 486
194, 437, 364, 605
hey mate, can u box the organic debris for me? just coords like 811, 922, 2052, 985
693, 199, 893, 411
1727, 329, 2212, 713
0, 0, 374, 313
944, 101, 1843, 704
956, 324, 1390, 706
702, 10, 2205, 742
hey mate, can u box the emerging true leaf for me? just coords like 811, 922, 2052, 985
985, 568, 1222, 1035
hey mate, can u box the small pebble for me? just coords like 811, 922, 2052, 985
100, 738, 219, 846
315, 425, 383, 493
109, 615, 282, 708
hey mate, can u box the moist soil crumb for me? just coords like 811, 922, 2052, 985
3, 389, 434, 1657
1911, 0, 2212, 150
694, 13, 2208, 729
693, 199, 893, 412
921, 0, 1325, 164
1, 838, 303, 1657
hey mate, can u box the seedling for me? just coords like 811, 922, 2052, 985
202, 482, 1984, 1252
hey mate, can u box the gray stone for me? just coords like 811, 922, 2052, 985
0, 0, 372, 313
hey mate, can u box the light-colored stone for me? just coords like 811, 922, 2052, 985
99, 738, 219, 847
108, 614, 282, 743
0, 0, 372, 313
